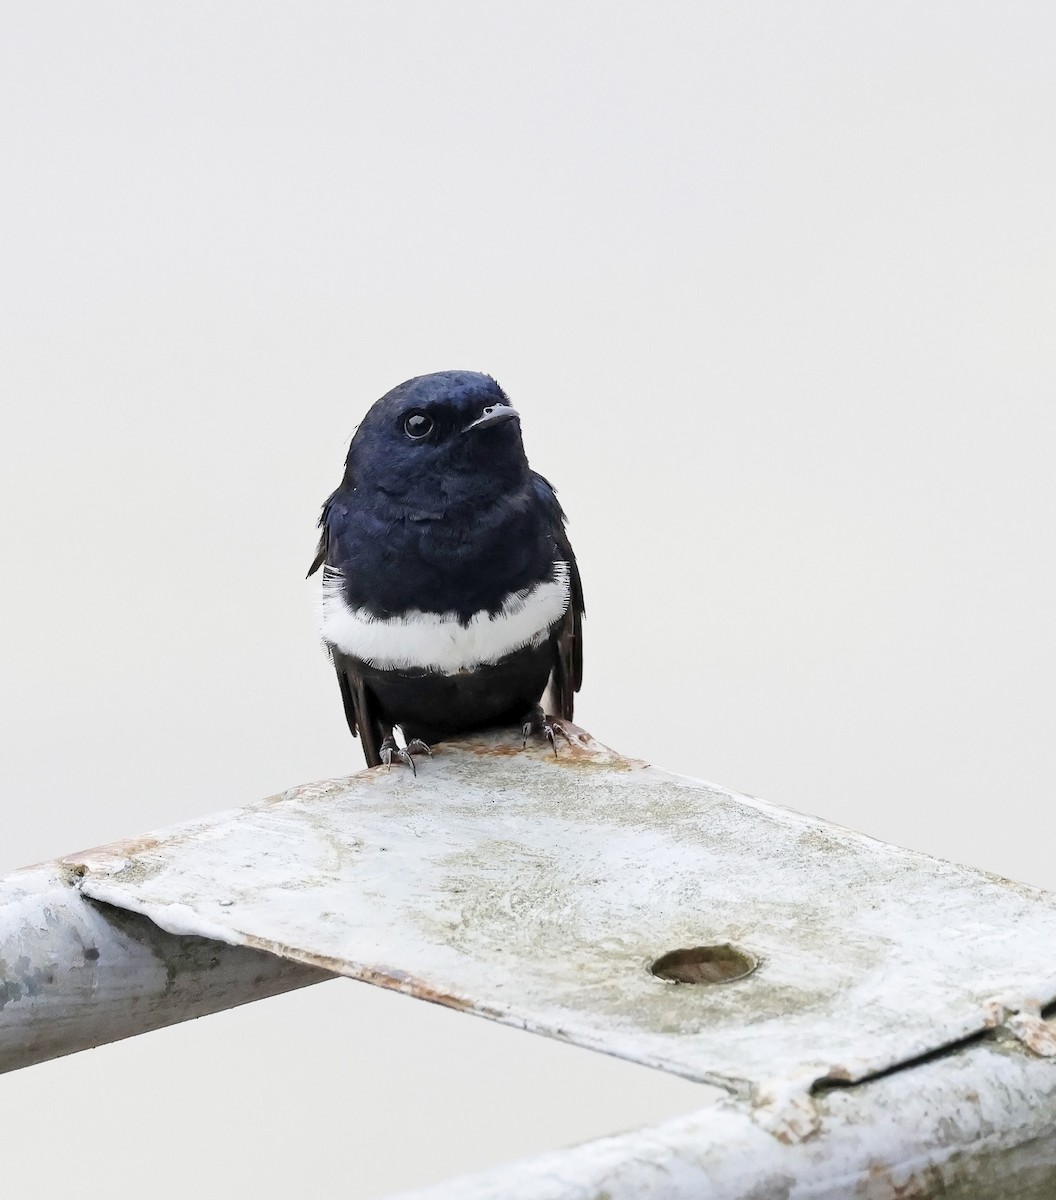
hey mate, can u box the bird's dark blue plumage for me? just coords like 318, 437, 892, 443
310, 371, 584, 768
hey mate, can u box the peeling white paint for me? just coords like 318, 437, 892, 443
7, 729, 1056, 1196
65, 728, 1056, 1115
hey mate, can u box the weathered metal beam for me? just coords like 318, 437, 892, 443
58, 728, 1056, 1137
398, 1023, 1056, 1200
0, 861, 331, 1074
5, 728, 1056, 1198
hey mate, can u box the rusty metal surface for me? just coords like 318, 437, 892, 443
64, 727, 1056, 1128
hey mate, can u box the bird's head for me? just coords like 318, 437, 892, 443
343, 371, 529, 512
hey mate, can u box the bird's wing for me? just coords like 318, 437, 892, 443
551, 528, 584, 721
306, 486, 340, 580
533, 473, 585, 722
332, 651, 385, 767
308, 488, 386, 768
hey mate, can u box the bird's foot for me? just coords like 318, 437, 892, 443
521, 705, 573, 756
379, 735, 433, 776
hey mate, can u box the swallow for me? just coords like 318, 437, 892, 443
310, 371, 583, 771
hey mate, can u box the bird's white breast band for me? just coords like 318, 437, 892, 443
318, 562, 572, 673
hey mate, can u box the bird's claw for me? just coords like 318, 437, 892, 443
521, 706, 573, 756
380, 734, 431, 776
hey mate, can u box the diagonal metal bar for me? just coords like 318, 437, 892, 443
397, 1025, 1056, 1200
0, 862, 330, 1074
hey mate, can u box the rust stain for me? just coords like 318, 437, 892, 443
752, 1088, 822, 1144
982, 999, 1007, 1028
62, 834, 163, 873
769, 1109, 822, 1146
554, 745, 639, 770
361, 965, 477, 1012
863, 1161, 946, 1198
239, 934, 478, 1013
464, 742, 524, 758
1004, 1012, 1056, 1057
824, 1064, 855, 1082
268, 778, 358, 806
458, 732, 644, 772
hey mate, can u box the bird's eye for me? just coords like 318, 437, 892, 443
403, 411, 434, 440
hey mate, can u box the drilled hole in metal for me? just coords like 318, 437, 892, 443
650, 943, 757, 985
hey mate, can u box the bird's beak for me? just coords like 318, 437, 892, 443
463, 403, 520, 433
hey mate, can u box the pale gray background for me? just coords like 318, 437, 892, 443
2, 3, 1055, 1195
